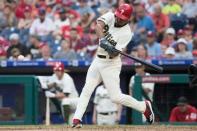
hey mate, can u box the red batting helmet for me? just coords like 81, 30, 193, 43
115, 4, 133, 21
53, 62, 65, 72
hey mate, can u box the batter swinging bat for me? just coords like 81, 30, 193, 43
115, 49, 163, 72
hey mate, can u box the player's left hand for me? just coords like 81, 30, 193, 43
100, 38, 117, 55
100, 37, 109, 50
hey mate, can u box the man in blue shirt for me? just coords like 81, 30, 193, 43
135, 4, 155, 33
145, 31, 161, 58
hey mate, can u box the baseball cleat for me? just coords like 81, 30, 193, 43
72, 119, 82, 128
143, 100, 155, 124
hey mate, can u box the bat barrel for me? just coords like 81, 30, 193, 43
116, 49, 163, 73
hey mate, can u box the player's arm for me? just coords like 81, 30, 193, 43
95, 20, 105, 39
169, 108, 177, 122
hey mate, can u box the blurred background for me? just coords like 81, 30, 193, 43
0, 0, 196, 126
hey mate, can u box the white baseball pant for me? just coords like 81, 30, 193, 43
73, 57, 146, 120
97, 112, 117, 125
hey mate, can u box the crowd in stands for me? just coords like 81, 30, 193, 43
0, 0, 197, 62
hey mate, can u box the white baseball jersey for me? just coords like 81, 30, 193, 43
30, 18, 55, 36
97, 12, 133, 57
48, 73, 79, 98
94, 85, 118, 113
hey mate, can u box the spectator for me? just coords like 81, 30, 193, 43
92, 84, 122, 125
192, 34, 197, 57
174, 38, 193, 59
184, 25, 194, 44
75, 34, 92, 60
15, 0, 32, 19
53, 8, 70, 37
43, 62, 79, 124
29, 7, 55, 37
7, 33, 30, 59
8, 48, 22, 61
28, 35, 41, 59
53, 39, 77, 61
169, 96, 197, 122
17, 5, 33, 30
79, 12, 94, 32
37, 44, 52, 61
18, 5, 33, 44
162, 0, 182, 15
1, 4, 18, 28
143, 0, 159, 14
133, 4, 155, 44
70, 27, 82, 51
62, 1, 81, 27
77, 0, 96, 30
161, 27, 176, 46
0, 1, 6, 31
135, 4, 155, 33
0, 36, 9, 60
163, 46, 176, 59
181, 0, 197, 20
129, 62, 154, 122
136, 44, 150, 60
86, 29, 98, 57
145, 31, 162, 58
150, 3, 170, 42
98, 0, 116, 11
176, 29, 185, 39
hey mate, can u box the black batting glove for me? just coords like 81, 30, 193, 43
100, 38, 117, 54
100, 37, 108, 50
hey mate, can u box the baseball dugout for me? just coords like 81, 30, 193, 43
132, 74, 197, 125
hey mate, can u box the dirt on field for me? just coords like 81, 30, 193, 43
0, 125, 196, 131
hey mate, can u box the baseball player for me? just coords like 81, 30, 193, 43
129, 63, 155, 101
39, 62, 79, 124
129, 62, 155, 123
92, 85, 122, 125
72, 3, 154, 128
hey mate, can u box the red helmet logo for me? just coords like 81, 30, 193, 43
115, 4, 133, 21
53, 62, 65, 72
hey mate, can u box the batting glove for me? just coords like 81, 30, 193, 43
100, 38, 116, 54
100, 37, 108, 50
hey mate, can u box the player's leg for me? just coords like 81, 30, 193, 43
100, 63, 154, 124
72, 60, 102, 125
61, 97, 79, 124
62, 105, 70, 124
101, 64, 146, 112
61, 97, 79, 109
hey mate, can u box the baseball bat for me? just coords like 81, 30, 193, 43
115, 49, 163, 72
45, 97, 50, 126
